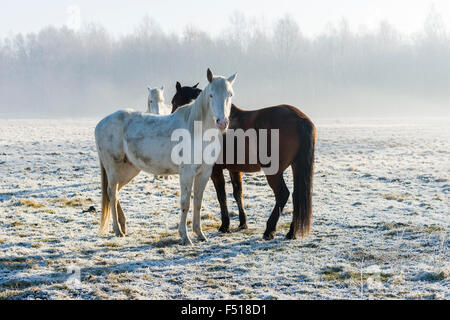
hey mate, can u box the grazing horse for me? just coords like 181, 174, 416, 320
147, 86, 171, 115
171, 83, 316, 240
95, 69, 237, 245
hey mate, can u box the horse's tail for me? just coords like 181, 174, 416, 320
292, 118, 316, 238
99, 161, 111, 235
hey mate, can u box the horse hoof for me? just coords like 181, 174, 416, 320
263, 232, 275, 240
218, 225, 230, 233
195, 231, 208, 242
181, 237, 193, 246
286, 231, 297, 240
238, 224, 248, 230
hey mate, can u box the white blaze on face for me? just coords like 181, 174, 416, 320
66, 5, 81, 31
208, 77, 236, 131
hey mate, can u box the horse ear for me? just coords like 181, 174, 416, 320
147, 86, 151, 92
176, 82, 181, 92
193, 82, 199, 88
207, 68, 213, 83
160, 86, 164, 91
227, 73, 237, 85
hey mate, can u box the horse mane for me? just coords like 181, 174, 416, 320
170, 98, 195, 121
171, 88, 209, 133
187, 89, 209, 133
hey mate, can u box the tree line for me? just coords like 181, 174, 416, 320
0, 10, 449, 118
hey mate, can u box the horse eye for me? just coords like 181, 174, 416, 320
210, 94, 213, 98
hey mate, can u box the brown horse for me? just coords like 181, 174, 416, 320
171, 82, 317, 240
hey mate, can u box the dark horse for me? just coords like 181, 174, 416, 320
171, 82, 317, 240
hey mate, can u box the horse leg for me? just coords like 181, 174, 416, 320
116, 164, 140, 235
116, 202, 127, 235
230, 171, 247, 229
179, 169, 194, 245
263, 173, 290, 240
106, 176, 124, 237
211, 165, 230, 233
192, 169, 212, 241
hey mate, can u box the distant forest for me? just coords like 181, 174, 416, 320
1, 9, 449, 118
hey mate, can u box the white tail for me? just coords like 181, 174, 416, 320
99, 162, 111, 234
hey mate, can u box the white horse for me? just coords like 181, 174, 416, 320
147, 86, 172, 180
147, 86, 171, 115
95, 69, 237, 245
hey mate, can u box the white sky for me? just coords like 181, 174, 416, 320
1, 0, 449, 38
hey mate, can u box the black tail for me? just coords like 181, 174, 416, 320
292, 119, 316, 237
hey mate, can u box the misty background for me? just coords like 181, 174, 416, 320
0, 7, 449, 119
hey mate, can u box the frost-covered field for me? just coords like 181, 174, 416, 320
0, 117, 448, 300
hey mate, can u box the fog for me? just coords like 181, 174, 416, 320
0, 10, 449, 119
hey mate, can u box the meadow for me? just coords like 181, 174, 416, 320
0, 117, 448, 299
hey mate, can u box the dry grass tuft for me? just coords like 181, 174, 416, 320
48, 197, 93, 208
17, 199, 45, 208
320, 265, 393, 283
382, 193, 418, 202
0, 289, 24, 300
103, 241, 122, 249
107, 272, 132, 283
279, 221, 292, 230
9, 221, 24, 227
201, 213, 217, 220
202, 221, 222, 231
424, 225, 445, 233
39, 208, 55, 214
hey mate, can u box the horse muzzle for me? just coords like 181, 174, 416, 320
216, 118, 229, 131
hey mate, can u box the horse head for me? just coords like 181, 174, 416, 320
171, 81, 202, 113
204, 68, 237, 131
147, 86, 165, 114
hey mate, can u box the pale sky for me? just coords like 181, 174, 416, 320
0, 0, 449, 38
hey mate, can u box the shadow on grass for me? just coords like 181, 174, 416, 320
0, 233, 288, 298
